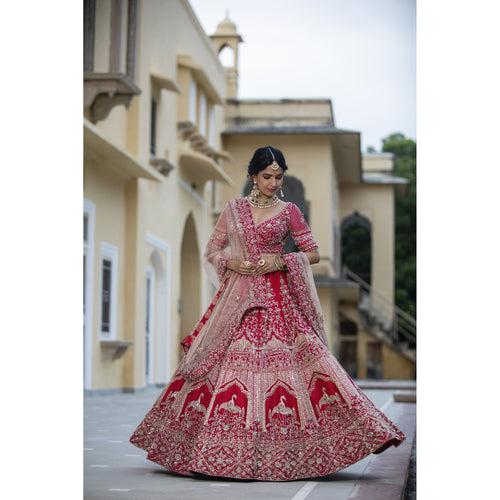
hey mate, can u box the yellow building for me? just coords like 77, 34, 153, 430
83, 0, 415, 394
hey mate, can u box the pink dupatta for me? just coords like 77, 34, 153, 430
177, 197, 329, 382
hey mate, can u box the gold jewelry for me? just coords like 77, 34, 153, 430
246, 194, 279, 208
274, 254, 284, 271
273, 254, 280, 270
258, 258, 265, 267
273, 254, 287, 271
268, 147, 280, 170
242, 260, 252, 268
249, 180, 260, 199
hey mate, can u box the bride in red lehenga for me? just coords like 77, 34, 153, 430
129, 146, 406, 481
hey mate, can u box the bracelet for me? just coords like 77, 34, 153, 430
273, 254, 287, 271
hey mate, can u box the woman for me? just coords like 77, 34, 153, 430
129, 146, 406, 481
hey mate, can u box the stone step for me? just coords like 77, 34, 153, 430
355, 379, 416, 390
393, 391, 416, 403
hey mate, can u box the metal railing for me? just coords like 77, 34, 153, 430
342, 265, 416, 347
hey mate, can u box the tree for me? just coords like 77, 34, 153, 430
382, 133, 416, 319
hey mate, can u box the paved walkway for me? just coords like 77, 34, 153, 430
84, 382, 416, 500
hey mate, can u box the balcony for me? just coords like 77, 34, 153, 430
84, 72, 141, 124
84, 119, 163, 182
177, 121, 234, 190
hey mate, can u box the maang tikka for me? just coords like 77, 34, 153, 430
268, 147, 285, 198
268, 147, 280, 170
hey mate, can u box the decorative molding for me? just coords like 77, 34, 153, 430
145, 233, 173, 380
83, 199, 96, 390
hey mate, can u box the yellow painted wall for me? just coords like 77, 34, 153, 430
340, 183, 395, 315
382, 345, 416, 380
84, 158, 128, 389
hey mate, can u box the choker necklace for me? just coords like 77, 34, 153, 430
246, 193, 280, 208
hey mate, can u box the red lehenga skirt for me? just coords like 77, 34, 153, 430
129, 270, 406, 481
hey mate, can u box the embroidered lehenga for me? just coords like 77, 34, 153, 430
129, 196, 406, 481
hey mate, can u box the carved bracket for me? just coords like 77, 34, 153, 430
177, 121, 232, 162
84, 72, 141, 124
100, 339, 134, 361
149, 157, 175, 176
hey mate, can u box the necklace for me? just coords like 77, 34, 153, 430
246, 193, 279, 208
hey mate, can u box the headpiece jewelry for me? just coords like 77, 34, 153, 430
268, 147, 280, 170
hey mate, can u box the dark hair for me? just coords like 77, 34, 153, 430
247, 146, 288, 177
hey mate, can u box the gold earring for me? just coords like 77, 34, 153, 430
250, 180, 260, 198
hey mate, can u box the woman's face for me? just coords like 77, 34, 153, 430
253, 165, 284, 197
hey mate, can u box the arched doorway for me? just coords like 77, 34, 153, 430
341, 211, 372, 285
179, 212, 201, 364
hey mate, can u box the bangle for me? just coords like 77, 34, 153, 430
273, 254, 286, 271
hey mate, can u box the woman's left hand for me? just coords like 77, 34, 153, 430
252, 253, 281, 275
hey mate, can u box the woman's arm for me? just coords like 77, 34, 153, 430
303, 249, 320, 265
288, 202, 320, 261
252, 204, 320, 275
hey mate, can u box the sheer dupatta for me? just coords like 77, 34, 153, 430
177, 199, 267, 382
177, 198, 330, 382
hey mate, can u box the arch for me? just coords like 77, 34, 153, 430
218, 44, 234, 67
179, 212, 201, 364
340, 318, 358, 336
341, 211, 372, 285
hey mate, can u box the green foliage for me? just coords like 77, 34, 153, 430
382, 132, 416, 319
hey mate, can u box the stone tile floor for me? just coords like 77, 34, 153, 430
84, 382, 416, 500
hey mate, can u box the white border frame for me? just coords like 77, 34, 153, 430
146, 233, 173, 381
83, 199, 95, 390
99, 242, 119, 340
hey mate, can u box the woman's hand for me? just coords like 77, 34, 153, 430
226, 259, 258, 275
251, 253, 284, 276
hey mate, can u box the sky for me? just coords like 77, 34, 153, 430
189, 0, 416, 152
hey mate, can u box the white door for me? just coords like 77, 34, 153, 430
83, 248, 87, 385
145, 266, 155, 384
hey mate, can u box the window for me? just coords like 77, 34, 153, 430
100, 243, 118, 338
208, 104, 216, 146
150, 96, 157, 156
189, 79, 197, 124
101, 259, 112, 333
340, 319, 358, 336
198, 90, 207, 136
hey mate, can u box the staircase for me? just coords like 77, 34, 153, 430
342, 266, 416, 362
